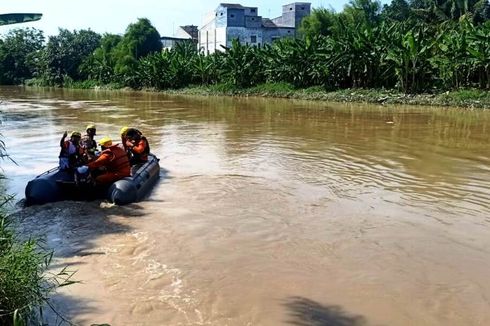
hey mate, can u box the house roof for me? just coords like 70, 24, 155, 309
262, 18, 295, 29
284, 2, 311, 5
219, 3, 245, 9
261, 18, 278, 28
160, 36, 192, 41
180, 25, 199, 39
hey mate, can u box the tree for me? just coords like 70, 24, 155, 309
382, 0, 411, 21
473, 0, 490, 23
220, 39, 265, 87
38, 28, 101, 85
81, 33, 122, 84
386, 23, 435, 93
263, 37, 329, 88
0, 28, 44, 84
409, 0, 490, 23
299, 8, 340, 39
342, 0, 382, 29
113, 18, 162, 86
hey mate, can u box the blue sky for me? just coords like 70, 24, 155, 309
1, 0, 390, 38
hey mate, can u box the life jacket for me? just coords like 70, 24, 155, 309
80, 135, 98, 163
130, 136, 150, 164
59, 139, 80, 169
101, 145, 131, 175
81, 135, 97, 153
122, 128, 143, 152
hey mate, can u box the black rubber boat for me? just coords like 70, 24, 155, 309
25, 154, 160, 206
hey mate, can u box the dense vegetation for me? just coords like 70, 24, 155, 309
0, 136, 75, 325
1, 1, 490, 95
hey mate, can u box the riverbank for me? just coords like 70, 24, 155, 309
23, 80, 490, 109
0, 128, 75, 325
160, 83, 490, 109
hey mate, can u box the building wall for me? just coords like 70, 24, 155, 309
263, 27, 295, 44
273, 2, 311, 29
292, 3, 311, 29
199, 3, 310, 54
244, 7, 258, 16
199, 23, 227, 53
227, 8, 246, 27
199, 18, 215, 53
245, 15, 262, 28
226, 27, 263, 47
215, 7, 227, 28
175, 27, 192, 39
216, 27, 227, 51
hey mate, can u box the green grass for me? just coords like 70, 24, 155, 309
0, 214, 48, 325
0, 202, 78, 326
164, 84, 490, 109
24, 80, 490, 108
0, 134, 76, 325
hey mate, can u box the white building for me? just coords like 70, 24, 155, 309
161, 25, 199, 49
199, 2, 311, 54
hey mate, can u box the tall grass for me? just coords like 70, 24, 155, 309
0, 131, 75, 325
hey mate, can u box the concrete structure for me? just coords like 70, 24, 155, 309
199, 2, 310, 54
161, 25, 199, 49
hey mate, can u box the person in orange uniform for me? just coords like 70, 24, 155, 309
125, 128, 150, 165
85, 137, 130, 185
120, 126, 130, 151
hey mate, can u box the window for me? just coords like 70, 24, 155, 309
287, 30, 291, 33
230, 14, 235, 18
301, 7, 305, 10
251, 35, 257, 43
290, 7, 293, 10
251, 9, 256, 13
251, 18, 255, 21
220, 12, 223, 16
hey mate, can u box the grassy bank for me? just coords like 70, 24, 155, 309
23, 81, 490, 109
0, 137, 75, 325
0, 211, 50, 325
161, 83, 490, 109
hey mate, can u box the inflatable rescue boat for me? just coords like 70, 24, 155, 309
25, 154, 160, 206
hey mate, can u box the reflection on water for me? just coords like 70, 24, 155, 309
2, 86, 490, 325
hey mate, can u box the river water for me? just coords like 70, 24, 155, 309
1, 86, 490, 325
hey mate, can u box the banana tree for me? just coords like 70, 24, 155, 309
0, 13, 42, 26
329, 23, 386, 88
386, 23, 435, 93
467, 22, 490, 88
137, 41, 197, 89
220, 39, 265, 87
432, 20, 473, 89
264, 37, 329, 88
193, 52, 215, 85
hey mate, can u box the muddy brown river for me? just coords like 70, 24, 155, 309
1, 86, 490, 325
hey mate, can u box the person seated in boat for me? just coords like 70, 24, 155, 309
80, 137, 130, 185
59, 131, 82, 170
120, 126, 141, 151
120, 126, 130, 150
124, 128, 150, 166
80, 124, 98, 163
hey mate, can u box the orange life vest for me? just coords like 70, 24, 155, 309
103, 145, 131, 174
